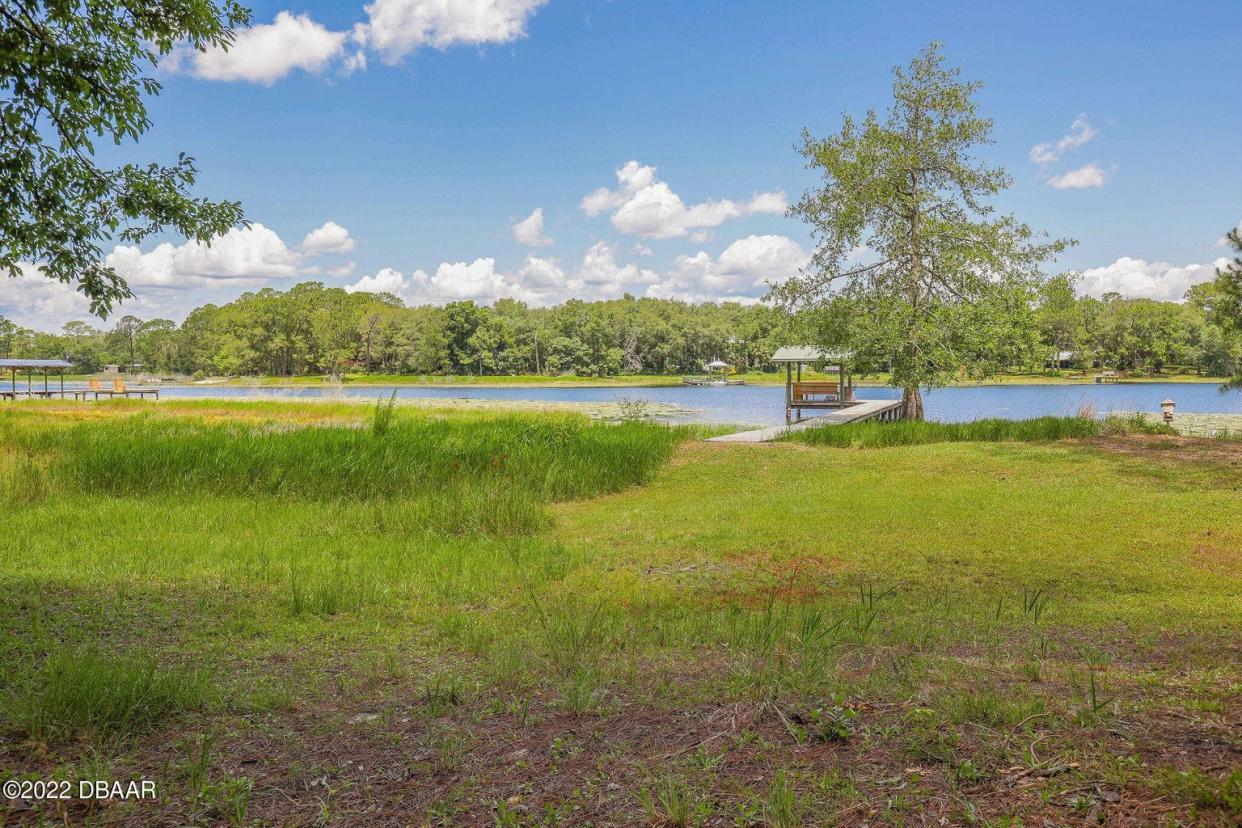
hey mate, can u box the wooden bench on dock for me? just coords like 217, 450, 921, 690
88, 377, 116, 399
86, 377, 158, 400
791, 381, 851, 404
112, 378, 159, 399
773, 347, 859, 423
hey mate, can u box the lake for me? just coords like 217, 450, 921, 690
153, 381, 1241, 426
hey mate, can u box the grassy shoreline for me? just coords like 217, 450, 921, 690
57, 370, 1228, 389
1, 399, 1237, 825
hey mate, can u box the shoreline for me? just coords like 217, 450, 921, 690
141, 373, 1230, 390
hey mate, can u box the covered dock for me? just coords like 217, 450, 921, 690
771, 346, 857, 423
682, 359, 745, 386
705, 346, 904, 443
1, 359, 74, 399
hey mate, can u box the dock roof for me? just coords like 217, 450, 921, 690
770, 347, 851, 364
0, 359, 73, 369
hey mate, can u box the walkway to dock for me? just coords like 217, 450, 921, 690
707, 399, 904, 443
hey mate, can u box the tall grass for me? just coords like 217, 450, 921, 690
786, 414, 1171, 448
2, 410, 682, 503
2, 647, 210, 743
371, 390, 399, 436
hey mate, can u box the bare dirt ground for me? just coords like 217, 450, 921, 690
6, 638, 1239, 827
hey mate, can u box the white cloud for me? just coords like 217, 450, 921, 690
1030, 115, 1097, 165
506, 246, 659, 302
167, 1, 549, 84
653, 235, 809, 301
347, 257, 550, 305
746, 191, 788, 214
514, 256, 566, 291
512, 208, 552, 247
581, 161, 786, 239
3, 220, 345, 328
301, 221, 357, 255
344, 266, 408, 295
716, 235, 808, 280
344, 242, 671, 307
168, 12, 347, 85
0, 264, 199, 328
0, 265, 96, 329
1047, 163, 1112, 190
105, 224, 303, 288
360, 0, 548, 64
1078, 256, 1228, 301
343, 49, 368, 74
325, 262, 358, 278
344, 234, 810, 309
575, 242, 660, 292
103, 221, 351, 292
413, 257, 529, 302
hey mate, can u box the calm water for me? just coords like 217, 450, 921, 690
151, 381, 1241, 426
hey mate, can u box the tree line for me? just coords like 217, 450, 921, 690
0, 286, 794, 378
1, 276, 1238, 380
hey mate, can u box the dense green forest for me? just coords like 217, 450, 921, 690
2, 275, 1238, 378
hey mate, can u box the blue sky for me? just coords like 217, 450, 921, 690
8, 0, 1241, 327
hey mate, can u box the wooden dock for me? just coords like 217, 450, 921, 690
707, 399, 904, 443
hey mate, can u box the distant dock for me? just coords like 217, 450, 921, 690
681, 376, 745, 386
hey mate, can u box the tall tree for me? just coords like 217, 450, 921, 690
137, 318, 178, 372
773, 43, 1071, 418
1210, 227, 1242, 389
111, 313, 142, 370
360, 313, 381, 374
0, 316, 16, 358
1, 0, 249, 314
1037, 274, 1086, 369
442, 301, 483, 373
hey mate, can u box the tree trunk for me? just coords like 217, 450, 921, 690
901, 386, 924, 420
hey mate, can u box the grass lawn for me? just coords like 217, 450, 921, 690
0, 400, 1238, 826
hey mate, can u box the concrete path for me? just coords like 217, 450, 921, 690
707, 399, 904, 443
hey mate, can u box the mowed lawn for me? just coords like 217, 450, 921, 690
554, 439, 1242, 629
0, 400, 1238, 826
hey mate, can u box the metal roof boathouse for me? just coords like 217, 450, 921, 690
0, 359, 73, 399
